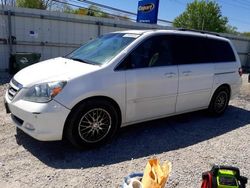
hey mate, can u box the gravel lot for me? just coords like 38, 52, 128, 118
0, 74, 249, 188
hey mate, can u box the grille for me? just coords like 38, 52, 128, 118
8, 79, 23, 100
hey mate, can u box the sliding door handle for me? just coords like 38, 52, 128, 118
182, 71, 192, 76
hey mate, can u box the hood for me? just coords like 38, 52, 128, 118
13, 57, 100, 87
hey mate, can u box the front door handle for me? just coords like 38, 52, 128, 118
164, 72, 176, 78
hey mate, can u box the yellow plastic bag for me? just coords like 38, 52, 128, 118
141, 159, 172, 188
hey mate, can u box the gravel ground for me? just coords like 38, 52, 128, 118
0, 74, 249, 188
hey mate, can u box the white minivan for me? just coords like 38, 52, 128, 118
5, 30, 242, 148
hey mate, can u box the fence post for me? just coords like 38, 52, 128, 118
7, 10, 12, 55
247, 41, 250, 72
96, 21, 102, 37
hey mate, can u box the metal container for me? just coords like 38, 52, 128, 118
9, 52, 41, 74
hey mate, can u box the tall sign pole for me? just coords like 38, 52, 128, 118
137, 0, 160, 24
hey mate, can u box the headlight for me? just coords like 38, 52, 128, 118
23, 81, 67, 103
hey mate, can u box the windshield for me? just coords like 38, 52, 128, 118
67, 33, 139, 65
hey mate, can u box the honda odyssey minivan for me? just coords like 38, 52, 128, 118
5, 30, 242, 148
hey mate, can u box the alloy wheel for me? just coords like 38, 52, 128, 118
78, 108, 112, 143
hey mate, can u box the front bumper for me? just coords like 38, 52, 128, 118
5, 91, 70, 141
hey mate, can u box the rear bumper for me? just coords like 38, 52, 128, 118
5, 92, 70, 141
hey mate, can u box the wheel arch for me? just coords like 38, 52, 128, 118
208, 83, 231, 115
210, 83, 231, 105
62, 95, 122, 139
213, 84, 231, 97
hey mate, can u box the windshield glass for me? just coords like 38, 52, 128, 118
67, 33, 139, 65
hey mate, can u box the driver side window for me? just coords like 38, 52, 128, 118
116, 35, 172, 70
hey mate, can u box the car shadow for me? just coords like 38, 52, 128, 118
15, 105, 250, 169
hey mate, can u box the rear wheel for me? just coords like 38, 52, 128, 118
208, 86, 230, 116
65, 99, 120, 149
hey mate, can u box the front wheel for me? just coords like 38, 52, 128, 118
65, 100, 120, 149
208, 87, 230, 116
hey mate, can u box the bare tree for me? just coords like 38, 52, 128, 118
43, 0, 55, 10
47, 0, 73, 11
40, 0, 68, 10
1, 0, 15, 6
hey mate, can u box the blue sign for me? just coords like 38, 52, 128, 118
137, 0, 159, 24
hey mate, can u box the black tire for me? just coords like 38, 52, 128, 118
65, 99, 120, 149
208, 86, 230, 116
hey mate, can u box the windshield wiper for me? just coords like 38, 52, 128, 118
69, 58, 97, 65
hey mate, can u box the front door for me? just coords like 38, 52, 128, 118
116, 35, 178, 123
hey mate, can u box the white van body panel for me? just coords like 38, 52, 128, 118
55, 70, 127, 124
176, 63, 214, 112
125, 65, 178, 122
13, 57, 100, 87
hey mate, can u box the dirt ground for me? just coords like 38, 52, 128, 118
0, 74, 249, 188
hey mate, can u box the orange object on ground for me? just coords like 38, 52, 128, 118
141, 159, 172, 188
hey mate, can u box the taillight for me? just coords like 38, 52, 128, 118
238, 67, 243, 77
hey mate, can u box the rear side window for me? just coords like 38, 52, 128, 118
116, 34, 236, 69
171, 35, 211, 65
206, 39, 236, 62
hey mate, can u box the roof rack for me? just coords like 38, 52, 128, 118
176, 28, 221, 37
